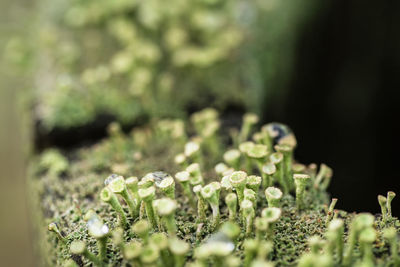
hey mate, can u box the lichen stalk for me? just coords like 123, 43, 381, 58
100, 187, 128, 228
293, 174, 310, 210
138, 186, 158, 230
193, 185, 207, 222
225, 193, 237, 221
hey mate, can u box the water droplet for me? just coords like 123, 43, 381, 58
152, 171, 169, 186
104, 174, 119, 186
263, 123, 296, 148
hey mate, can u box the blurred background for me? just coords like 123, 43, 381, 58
1, 0, 400, 265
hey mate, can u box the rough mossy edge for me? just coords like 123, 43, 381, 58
29, 109, 400, 266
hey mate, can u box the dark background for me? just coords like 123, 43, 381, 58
263, 0, 400, 216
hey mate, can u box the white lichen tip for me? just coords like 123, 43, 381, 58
193, 184, 202, 194
169, 237, 190, 255
262, 163, 276, 175
247, 175, 261, 186
155, 174, 174, 188
261, 207, 282, 222
48, 222, 59, 232
184, 141, 200, 157
221, 175, 232, 190
156, 198, 177, 216
229, 171, 247, 186
293, 174, 311, 184
224, 149, 240, 162
198, 236, 235, 258
274, 143, 294, 153
241, 199, 253, 211
215, 162, 229, 174
125, 176, 138, 185
186, 163, 203, 186
210, 181, 221, 192
243, 113, 259, 124
104, 173, 121, 186
100, 187, 113, 202
87, 216, 109, 239
201, 184, 217, 199
239, 141, 255, 154
186, 163, 200, 173
223, 168, 235, 177
270, 152, 283, 164
138, 186, 156, 200
139, 173, 155, 188
246, 144, 268, 159
328, 218, 344, 231
108, 175, 126, 193
174, 153, 186, 164
70, 240, 86, 255
175, 171, 190, 182
265, 187, 283, 200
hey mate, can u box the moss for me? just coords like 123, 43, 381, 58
29, 112, 400, 266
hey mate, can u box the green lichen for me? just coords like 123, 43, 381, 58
30, 109, 400, 266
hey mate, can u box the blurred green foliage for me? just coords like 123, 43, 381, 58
35, 0, 251, 130
32, 0, 324, 131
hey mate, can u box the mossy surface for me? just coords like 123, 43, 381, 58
29, 113, 400, 267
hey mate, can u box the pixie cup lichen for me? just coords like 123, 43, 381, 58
169, 237, 190, 267
186, 163, 204, 186
123, 241, 142, 264
225, 193, 238, 221
155, 198, 178, 235
106, 174, 137, 218
224, 149, 241, 170
261, 163, 276, 188
264, 186, 283, 207
39, 109, 400, 267
154, 173, 175, 199
132, 219, 150, 244
293, 174, 311, 210
100, 187, 128, 228
48, 222, 67, 243
269, 152, 286, 192
138, 186, 158, 230
246, 175, 262, 193
229, 171, 247, 205
239, 113, 259, 144
202, 182, 221, 228
241, 199, 255, 236
193, 184, 207, 222
175, 171, 195, 205
70, 240, 103, 267
86, 215, 110, 262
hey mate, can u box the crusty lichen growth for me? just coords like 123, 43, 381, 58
30, 110, 400, 266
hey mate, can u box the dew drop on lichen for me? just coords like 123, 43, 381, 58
104, 173, 119, 186
263, 123, 297, 147
152, 171, 169, 186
